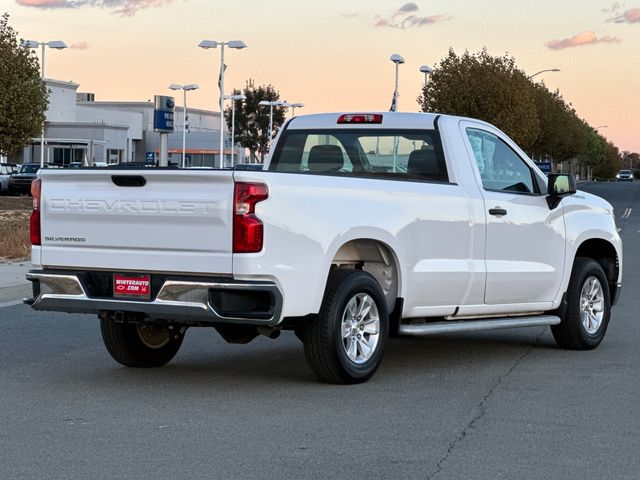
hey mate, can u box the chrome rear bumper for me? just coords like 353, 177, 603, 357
25, 271, 283, 326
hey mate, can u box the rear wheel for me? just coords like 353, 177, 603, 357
551, 257, 611, 350
100, 315, 184, 367
302, 269, 389, 384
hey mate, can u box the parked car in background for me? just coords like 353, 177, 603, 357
0, 163, 19, 195
109, 162, 157, 168
616, 170, 634, 182
8, 163, 49, 195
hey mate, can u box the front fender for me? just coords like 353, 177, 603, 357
557, 198, 623, 306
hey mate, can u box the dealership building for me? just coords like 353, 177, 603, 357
8, 78, 242, 167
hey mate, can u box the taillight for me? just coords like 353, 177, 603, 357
30, 179, 42, 246
337, 114, 383, 124
233, 182, 268, 253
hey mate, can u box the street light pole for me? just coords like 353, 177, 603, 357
223, 94, 246, 167
169, 83, 199, 168
389, 54, 405, 112
289, 103, 304, 116
219, 43, 225, 169
528, 68, 561, 80
419, 64, 433, 111
40, 42, 46, 166
277, 101, 304, 117
22, 39, 67, 167
258, 101, 284, 142
419, 65, 433, 88
182, 89, 187, 167
231, 96, 236, 166
198, 39, 247, 169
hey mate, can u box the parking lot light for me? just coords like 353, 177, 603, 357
389, 54, 405, 112
199, 39, 247, 168
21, 39, 68, 167
169, 83, 200, 168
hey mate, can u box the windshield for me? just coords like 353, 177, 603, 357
0, 165, 16, 175
619, 170, 631, 174
269, 128, 448, 182
19, 164, 40, 174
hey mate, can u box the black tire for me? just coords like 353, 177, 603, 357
551, 257, 611, 350
100, 315, 184, 367
302, 269, 389, 384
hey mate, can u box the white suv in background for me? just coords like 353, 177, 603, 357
616, 170, 634, 182
0, 163, 18, 195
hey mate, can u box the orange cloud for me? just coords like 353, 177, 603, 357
546, 31, 620, 50
611, 8, 640, 23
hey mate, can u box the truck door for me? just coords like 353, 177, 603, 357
462, 125, 566, 305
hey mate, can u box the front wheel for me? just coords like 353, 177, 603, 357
100, 315, 185, 367
302, 269, 389, 384
551, 257, 611, 350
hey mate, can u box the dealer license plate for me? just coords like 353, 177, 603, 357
113, 273, 151, 299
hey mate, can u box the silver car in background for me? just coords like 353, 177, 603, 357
0, 163, 19, 195
616, 169, 634, 182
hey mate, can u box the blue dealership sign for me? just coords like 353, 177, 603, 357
535, 161, 552, 174
146, 152, 155, 162
154, 110, 174, 132
153, 95, 175, 133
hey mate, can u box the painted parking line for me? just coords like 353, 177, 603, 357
621, 208, 632, 219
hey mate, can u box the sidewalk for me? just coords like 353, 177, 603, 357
0, 260, 32, 305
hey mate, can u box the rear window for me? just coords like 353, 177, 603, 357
269, 129, 449, 183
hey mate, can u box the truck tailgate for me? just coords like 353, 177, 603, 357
36, 169, 234, 275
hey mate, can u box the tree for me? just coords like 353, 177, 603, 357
418, 48, 540, 149
417, 48, 624, 177
0, 13, 48, 157
577, 130, 622, 180
622, 151, 640, 172
602, 141, 622, 179
224, 80, 286, 162
530, 84, 588, 162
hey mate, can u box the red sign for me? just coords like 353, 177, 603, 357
113, 274, 151, 299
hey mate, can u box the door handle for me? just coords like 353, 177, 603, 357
489, 208, 507, 216
111, 175, 146, 187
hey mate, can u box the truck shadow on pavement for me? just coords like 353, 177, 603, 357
69, 328, 561, 388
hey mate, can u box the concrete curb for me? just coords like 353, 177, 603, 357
0, 283, 31, 304
0, 260, 32, 305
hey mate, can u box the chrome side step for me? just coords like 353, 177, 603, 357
398, 315, 561, 336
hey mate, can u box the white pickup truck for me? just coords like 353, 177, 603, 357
26, 112, 623, 384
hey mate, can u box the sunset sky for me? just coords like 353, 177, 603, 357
3, 0, 639, 152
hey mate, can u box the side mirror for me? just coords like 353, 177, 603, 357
547, 173, 576, 209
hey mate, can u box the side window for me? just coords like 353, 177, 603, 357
466, 128, 537, 194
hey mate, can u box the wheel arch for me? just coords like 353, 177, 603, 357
574, 238, 620, 305
326, 235, 403, 313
